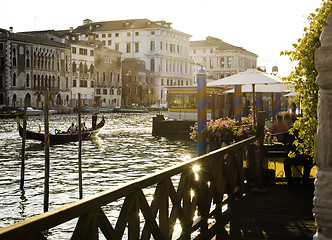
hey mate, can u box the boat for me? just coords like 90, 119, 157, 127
0, 106, 24, 118
26, 107, 56, 116
113, 106, 149, 113
18, 117, 105, 144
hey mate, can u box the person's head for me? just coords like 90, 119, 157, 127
276, 112, 283, 122
283, 112, 291, 124
290, 112, 297, 123
71, 122, 75, 126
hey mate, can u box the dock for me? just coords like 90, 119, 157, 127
227, 182, 315, 240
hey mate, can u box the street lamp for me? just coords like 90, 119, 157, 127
272, 65, 278, 76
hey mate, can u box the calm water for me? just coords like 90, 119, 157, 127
0, 112, 197, 238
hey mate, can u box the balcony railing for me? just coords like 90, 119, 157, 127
0, 135, 259, 239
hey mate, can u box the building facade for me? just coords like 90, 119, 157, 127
75, 19, 193, 105
122, 58, 154, 107
94, 45, 122, 107
0, 28, 71, 109
190, 36, 258, 80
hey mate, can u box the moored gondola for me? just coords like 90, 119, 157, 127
18, 117, 105, 144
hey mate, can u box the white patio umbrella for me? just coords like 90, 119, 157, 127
224, 83, 291, 93
208, 69, 283, 123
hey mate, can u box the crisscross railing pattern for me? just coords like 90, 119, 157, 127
0, 136, 256, 240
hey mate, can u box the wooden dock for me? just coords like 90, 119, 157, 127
225, 182, 315, 240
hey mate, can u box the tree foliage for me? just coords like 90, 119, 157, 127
280, 0, 332, 157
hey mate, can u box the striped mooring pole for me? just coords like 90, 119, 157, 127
275, 93, 281, 116
197, 65, 207, 156
234, 85, 242, 122
255, 92, 263, 119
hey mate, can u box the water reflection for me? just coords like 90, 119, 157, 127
0, 112, 197, 238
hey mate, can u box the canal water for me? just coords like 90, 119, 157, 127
0, 112, 197, 238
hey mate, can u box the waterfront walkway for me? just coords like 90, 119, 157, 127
225, 181, 315, 240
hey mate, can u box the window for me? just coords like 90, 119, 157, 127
210, 49, 213, 53
102, 41, 106, 46
177, 45, 179, 54
135, 32, 139, 36
103, 89, 107, 95
127, 32, 131, 36
115, 33, 119, 37
0, 76, 3, 89
108, 33, 112, 37
108, 40, 112, 46
26, 74, 30, 88
151, 31, 155, 35
135, 42, 139, 52
80, 80, 87, 87
161, 79, 164, 85
193, 50, 196, 54
150, 41, 155, 51
128, 87, 131, 94
227, 57, 231, 67
0, 43, 3, 51
12, 73, 16, 87
220, 57, 225, 67
12, 48, 16, 67
72, 47, 76, 54
160, 41, 162, 50
102, 34, 106, 38
73, 79, 77, 87
126, 43, 131, 53
79, 48, 88, 55
96, 89, 101, 95
115, 43, 119, 51
210, 58, 213, 68
90, 50, 94, 56
0, 57, 4, 70
150, 59, 155, 71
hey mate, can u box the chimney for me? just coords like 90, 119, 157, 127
70, 27, 73, 33
9, 27, 13, 33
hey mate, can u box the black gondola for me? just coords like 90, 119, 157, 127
18, 117, 105, 144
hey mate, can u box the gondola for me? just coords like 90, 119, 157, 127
18, 117, 105, 144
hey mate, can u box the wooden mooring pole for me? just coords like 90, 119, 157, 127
44, 90, 50, 212
20, 105, 27, 190
78, 93, 83, 199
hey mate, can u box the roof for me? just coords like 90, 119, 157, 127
190, 36, 257, 56
0, 28, 69, 48
75, 19, 191, 37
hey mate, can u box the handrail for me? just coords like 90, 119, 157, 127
0, 136, 257, 240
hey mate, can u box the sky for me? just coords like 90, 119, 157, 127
0, 0, 325, 77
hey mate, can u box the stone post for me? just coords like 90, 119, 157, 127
313, 9, 332, 240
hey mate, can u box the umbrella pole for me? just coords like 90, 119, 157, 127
271, 92, 274, 123
252, 84, 256, 125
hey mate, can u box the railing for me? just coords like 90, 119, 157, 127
0, 137, 257, 240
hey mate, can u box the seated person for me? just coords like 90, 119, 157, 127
283, 120, 314, 185
270, 112, 289, 142
67, 122, 76, 133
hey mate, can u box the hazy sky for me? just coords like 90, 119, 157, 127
0, 0, 325, 77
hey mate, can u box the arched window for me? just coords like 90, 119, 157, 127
79, 62, 83, 73
25, 93, 31, 106
12, 94, 17, 107
12, 72, 17, 87
26, 49, 30, 68
72, 62, 77, 72
26, 73, 30, 88
84, 63, 88, 73
12, 48, 17, 67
